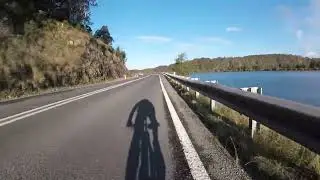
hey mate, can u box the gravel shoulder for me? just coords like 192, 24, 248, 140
162, 95, 193, 180
161, 75, 250, 180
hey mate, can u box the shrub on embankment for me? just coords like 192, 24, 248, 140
168, 79, 320, 180
0, 20, 127, 98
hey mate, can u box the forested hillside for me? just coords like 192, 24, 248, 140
139, 54, 320, 75
0, 0, 127, 98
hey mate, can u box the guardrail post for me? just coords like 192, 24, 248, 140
193, 78, 200, 99
249, 87, 261, 137
210, 99, 216, 111
240, 87, 262, 138
182, 84, 186, 90
256, 87, 262, 132
195, 91, 200, 99
206, 80, 218, 112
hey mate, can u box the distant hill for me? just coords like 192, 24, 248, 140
132, 54, 320, 75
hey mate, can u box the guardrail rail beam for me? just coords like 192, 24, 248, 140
164, 73, 320, 154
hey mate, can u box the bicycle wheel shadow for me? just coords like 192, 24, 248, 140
125, 99, 165, 180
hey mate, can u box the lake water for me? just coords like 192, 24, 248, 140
191, 71, 320, 107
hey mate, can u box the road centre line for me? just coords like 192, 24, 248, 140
0, 76, 149, 127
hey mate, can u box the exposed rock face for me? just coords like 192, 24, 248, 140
0, 21, 127, 95
81, 39, 127, 81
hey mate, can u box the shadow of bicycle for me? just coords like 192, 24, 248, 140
125, 99, 165, 180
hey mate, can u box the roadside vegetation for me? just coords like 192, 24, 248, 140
0, 0, 128, 100
167, 78, 320, 180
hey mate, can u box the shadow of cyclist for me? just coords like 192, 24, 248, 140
125, 99, 165, 180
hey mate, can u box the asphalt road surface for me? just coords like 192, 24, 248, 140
0, 75, 184, 180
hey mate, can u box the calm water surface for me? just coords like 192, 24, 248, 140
191, 71, 320, 107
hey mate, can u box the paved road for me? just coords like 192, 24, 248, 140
0, 75, 182, 180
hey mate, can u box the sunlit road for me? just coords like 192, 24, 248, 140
0, 75, 179, 180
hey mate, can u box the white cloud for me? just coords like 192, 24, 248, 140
280, 0, 320, 56
296, 29, 303, 40
136, 36, 172, 43
197, 37, 232, 45
226, 27, 242, 32
306, 51, 319, 57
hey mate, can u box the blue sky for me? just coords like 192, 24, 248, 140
91, 0, 320, 69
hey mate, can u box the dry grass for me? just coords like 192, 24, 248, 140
0, 20, 126, 99
215, 105, 249, 127
168, 79, 320, 180
254, 128, 320, 175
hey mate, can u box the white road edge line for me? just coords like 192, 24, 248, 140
159, 75, 211, 180
0, 76, 150, 127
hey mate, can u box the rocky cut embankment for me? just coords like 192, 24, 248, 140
0, 20, 127, 98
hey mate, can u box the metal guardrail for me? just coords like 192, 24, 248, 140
164, 73, 320, 154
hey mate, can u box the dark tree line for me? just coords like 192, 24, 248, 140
1, 0, 97, 34
172, 54, 320, 75
143, 54, 320, 75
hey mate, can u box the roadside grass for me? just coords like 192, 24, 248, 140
167, 78, 320, 180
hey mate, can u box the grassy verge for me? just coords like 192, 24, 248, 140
167, 78, 320, 180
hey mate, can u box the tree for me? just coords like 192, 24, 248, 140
1, 0, 35, 34
115, 47, 127, 63
94, 25, 113, 45
175, 52, 187, 64
0, 11, 12, 37
79, 24, 92, 34
69, 0, 97, 26
1, 0, 97, 34
84, 24, 92, 34
173, 53, 188, 75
